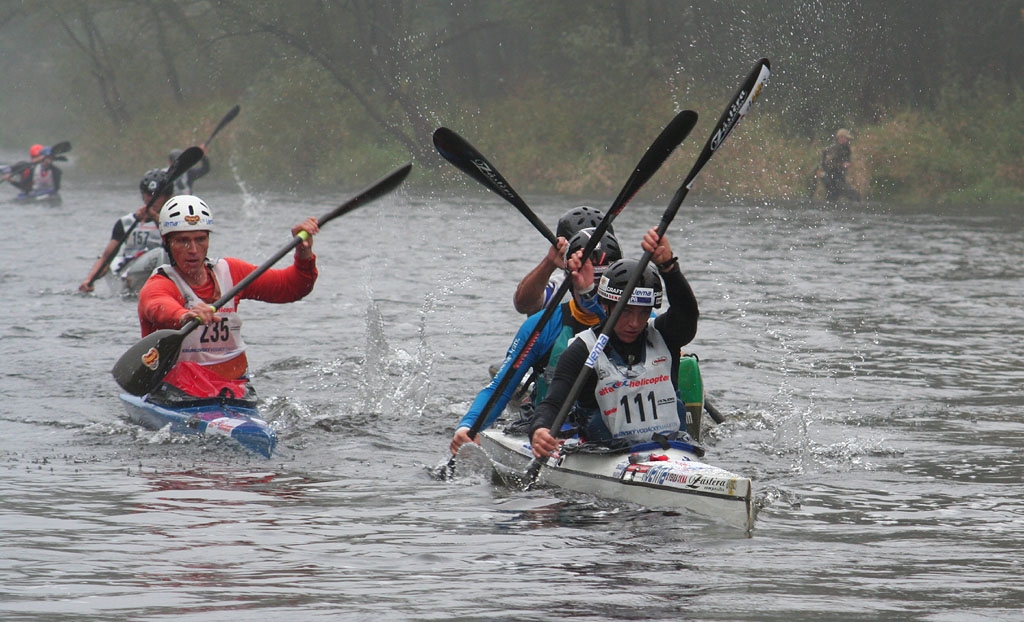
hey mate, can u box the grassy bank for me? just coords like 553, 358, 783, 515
73, 82, 1024, 206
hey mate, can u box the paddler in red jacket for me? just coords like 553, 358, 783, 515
137, 195, 319, 399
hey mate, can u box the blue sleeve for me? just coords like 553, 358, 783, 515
577, 291, 606, 319
457, 307, 565, 432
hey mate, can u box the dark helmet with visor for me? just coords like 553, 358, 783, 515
564, 227, 621, 278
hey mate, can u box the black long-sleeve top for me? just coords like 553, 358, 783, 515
530, 264, 699, 436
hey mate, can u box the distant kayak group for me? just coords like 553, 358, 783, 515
0, 141, 70, 203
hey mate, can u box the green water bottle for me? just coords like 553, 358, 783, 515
677, 353, 704, 441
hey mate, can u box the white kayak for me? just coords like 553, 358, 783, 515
108, 247, 166, 295
478, 428, 755, 532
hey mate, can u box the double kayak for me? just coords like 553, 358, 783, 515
120, 392, 277, 458
479, 428, 755, 532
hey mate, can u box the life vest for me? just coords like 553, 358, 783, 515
111, 214, 163, 273
536, 322, 576, 402
31, 164, 56, 194
158, 259, 247, 369
575, 320, 680, 444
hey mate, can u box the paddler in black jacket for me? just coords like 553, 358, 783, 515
530, 228, 699, 457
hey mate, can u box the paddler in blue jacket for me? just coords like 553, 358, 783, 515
449, 228, 622, 455
513, 206, 612, 315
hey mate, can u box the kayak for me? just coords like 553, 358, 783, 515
478, 428, 755, 532
110, 247, 166, 295
120, 392, 277, 458
12, 191, 62, 205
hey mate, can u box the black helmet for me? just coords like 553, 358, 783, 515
564, 228, 621, 277
556, 206, 612, 240
597, 259, 663, 308
139, 168, 172, 196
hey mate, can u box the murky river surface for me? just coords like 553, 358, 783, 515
1, 167, 1022, 620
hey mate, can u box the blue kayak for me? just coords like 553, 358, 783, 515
120, 393, 277, 458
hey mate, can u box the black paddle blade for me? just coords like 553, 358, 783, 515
112, 328, 187, 396
205, 105, 240, 145
316, 162, 413, 228
49, 141, 72, 156
428, 455, 458, 481
606, 109, 699, 218
167, 146, 204, 183
433, 127, 557, 245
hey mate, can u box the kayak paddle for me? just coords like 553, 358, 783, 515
429, 109, 698, 480
84, 146, 205, 289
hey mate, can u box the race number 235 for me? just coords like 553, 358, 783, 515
199, 318, 230, 343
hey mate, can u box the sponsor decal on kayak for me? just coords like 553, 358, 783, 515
141, 347, 160, 370
621, 462, 739, 495
206, 417, 244, 437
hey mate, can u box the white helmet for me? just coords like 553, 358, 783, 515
158, 195, 214, 236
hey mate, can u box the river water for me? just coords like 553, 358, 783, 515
1, 169, 1022, 621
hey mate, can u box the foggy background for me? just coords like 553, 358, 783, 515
1, 0, 1022, 201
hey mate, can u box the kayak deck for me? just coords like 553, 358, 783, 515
120, 393, 277, 458
479, 428, 754, 532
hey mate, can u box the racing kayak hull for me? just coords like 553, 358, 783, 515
120, 392, 277, 458
479, 428, 754, 531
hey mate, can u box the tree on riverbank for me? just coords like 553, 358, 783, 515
1, 0, 1021, 204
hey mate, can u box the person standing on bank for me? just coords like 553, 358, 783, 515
820, 128, 861, 202
136, 195, 319, 398
530, 228, 699, 458
168, 146, 210, 195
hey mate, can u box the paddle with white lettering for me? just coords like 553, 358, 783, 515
433, 127, 557, 245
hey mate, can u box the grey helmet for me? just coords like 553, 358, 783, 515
139, 168, 172, 197
564, 227, 622, 278
597, 259, 664, 308
556, 206, 611, 240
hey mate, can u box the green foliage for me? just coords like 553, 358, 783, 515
3, 0, 1022, 204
